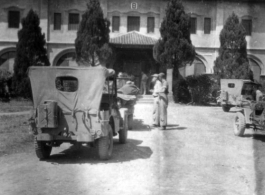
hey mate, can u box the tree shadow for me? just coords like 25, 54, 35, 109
45, 138, 153, 165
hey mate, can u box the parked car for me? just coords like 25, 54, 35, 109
28, 66, 129, 160
233, 100, 265, 137
220, 79, 258, 112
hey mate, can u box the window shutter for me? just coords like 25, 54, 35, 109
54, 13, 61, 30
204, 18, 211, 34
112, 16, 120, 32
147, 17, 155, 33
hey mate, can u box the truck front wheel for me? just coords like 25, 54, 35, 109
233, 112, 246, 137
34, 136, 52, 160
98, 125, 113, 160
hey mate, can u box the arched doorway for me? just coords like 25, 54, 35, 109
54, 49, 77, 66
0, 49, 16, 73
179, 57, 206, 77
249, 58, 261, 82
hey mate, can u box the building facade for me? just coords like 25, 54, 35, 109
0, 0, 264, 91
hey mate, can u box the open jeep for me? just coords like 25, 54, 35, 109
220, 79, 258, 112
28, 66, 129, 160
233, 100, 265, 137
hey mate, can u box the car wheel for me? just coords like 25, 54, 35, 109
34, 136, 52, 160
98, 125, 113, 160
222, 105, 230, 112
119, 116, 128, 144
233, 112, 246, 137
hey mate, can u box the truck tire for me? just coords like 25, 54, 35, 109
233, 112, 246, 137
222, 105, 230, 112
34, 136, 52, 160
119, 116, 128, 144
98, 125, 113, 160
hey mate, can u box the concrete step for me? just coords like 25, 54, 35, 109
136, 95, 153, 104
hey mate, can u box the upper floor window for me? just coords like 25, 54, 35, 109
128, 16, 140, 32
54, 13, 61, 30
112, 16, 120, 32
147, 17, 155, 33
68, 13, 79, 30
190, 17, 197, 34
242, 19, 252, 36
204, 18, 211, 34
8, 10, 20, 28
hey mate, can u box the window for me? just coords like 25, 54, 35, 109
127, 16, 140, 32
147, 17, 155, 33
54, 13, 61, 30
8, 11, 20, 28
204, 18, 211, 34
228, 83, 235, 88
68, 13, 79, 30
55, 77, 78, 92
190, 17, 197, 34
242, 19, 252, 36
112, 16, 120, 32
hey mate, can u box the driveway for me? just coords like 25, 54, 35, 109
0, 103, 259, 195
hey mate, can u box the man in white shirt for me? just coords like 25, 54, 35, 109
256, 84, 263, 102
151, 74, 162, 127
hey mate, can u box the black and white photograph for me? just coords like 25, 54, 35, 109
0, 0, 264, 194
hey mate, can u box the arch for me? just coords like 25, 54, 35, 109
53, 48, 76, 66
0, 47, 16, 73
179, 55, 207, 77
247, 54, 262, 82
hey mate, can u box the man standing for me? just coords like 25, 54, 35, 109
158, 73, 169, 130
141, 71, 148, 95
256, 84, 263, 102
151, 74, 162, 127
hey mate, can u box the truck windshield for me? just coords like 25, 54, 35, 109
242, 83, 255, 95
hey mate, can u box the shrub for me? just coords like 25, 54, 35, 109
173, 78, 191, 103
0, 69, 12, 98
186, 74, 213, 104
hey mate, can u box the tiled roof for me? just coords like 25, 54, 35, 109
110, 31, 158, 46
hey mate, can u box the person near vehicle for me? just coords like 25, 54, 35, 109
141, 71, 148, 95
158, 73, 169, 130
256, 84, 263, 102
151, 74, 162, 127
118, 81, 139, 96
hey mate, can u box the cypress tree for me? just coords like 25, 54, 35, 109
75, 0, 112, 66
214, 12, 253, 82
153, 0, 195, 79
13, 9, 50, 98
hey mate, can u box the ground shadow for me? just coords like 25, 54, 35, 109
130, 118, 151, 131
163, 126, 187, 131
252, 134, 265, 142
45, 138, 152, 165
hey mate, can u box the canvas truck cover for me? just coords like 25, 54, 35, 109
28, 66, 115, 115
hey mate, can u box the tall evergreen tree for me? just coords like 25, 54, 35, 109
214, 12, 253, 82
13, 9, 50, 98
153, 0, 195, 79
75, 0, 111, 66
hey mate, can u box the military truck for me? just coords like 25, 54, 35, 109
220, 79, 258, 112
28, 66, 129, 160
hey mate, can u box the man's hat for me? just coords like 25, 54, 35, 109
159, 73, 165, 77
126, 81, 132, 85
152, 74, 159, 77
